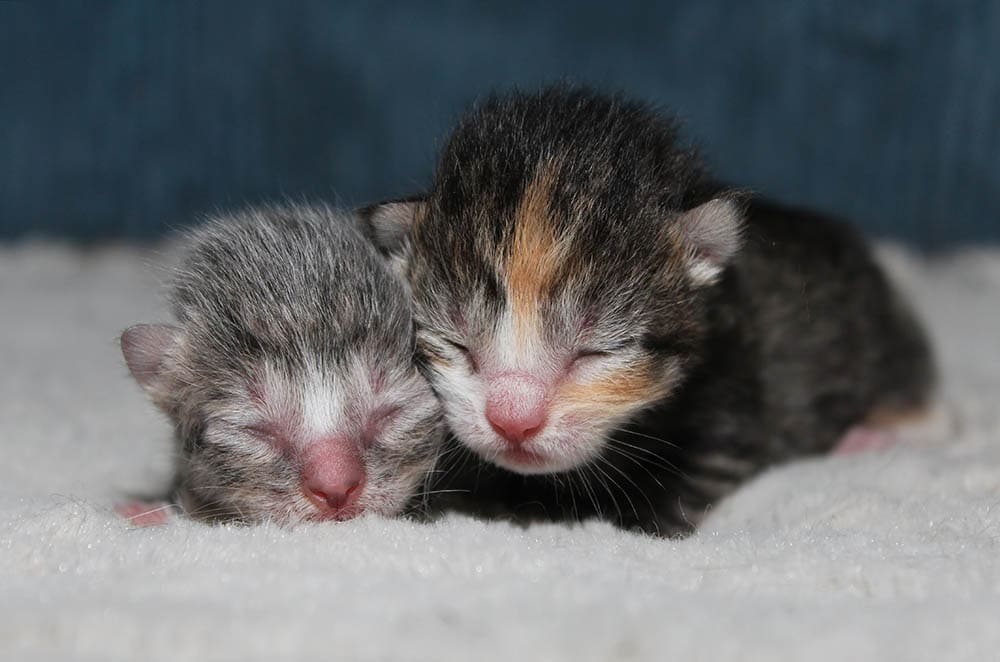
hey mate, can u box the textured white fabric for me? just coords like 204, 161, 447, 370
2, 244, 999, 661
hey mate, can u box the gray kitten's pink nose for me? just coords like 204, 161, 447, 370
485, 372, 548, 446
300, 443, 365, 518
304, 478, 363, 512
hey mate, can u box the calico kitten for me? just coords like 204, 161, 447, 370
362, 86, 934, 535
120, 204, 443, 524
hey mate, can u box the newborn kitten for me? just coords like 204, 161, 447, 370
362, 86, 935, 535
120, 204, 443, 525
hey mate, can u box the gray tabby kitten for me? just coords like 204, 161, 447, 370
119, 204, 443, 525
363, 86, 935, 536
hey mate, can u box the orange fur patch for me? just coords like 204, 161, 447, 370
506, 166, 569, 341
558, 364, 667, 419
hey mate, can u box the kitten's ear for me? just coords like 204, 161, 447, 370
674, 197, 745, 287
120, 324, 181, 397
357, 199, 427, 255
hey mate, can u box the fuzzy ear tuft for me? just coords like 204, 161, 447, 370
357, 199, 426, 255
675, 197, 745, 287
120, 324, 181, 396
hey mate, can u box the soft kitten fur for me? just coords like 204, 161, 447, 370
362, 86, 935, 536
121, 204, 443, 524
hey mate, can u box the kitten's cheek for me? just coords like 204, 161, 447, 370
542, 410, 618, 459
551, 409, 582, 429
451, 417, 498, 453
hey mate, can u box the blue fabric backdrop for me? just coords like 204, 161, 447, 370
2, 1, 998, 247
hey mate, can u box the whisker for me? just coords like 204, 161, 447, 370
607, 437, 689, 479
574, 464, 603, 519
604, 444, 669, 492
597, 453, 661, 522
412, 488, 473, 498
183, 485, 236, 493
583, 461, 622, 521
610, 426, 681, 450
592, 457, 640, 522
565, 471, 580, 519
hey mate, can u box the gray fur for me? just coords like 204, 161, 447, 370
121, 203, 443, 524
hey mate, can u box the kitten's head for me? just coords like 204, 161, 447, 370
122, 205, 442, 524
363, 88, 743, 475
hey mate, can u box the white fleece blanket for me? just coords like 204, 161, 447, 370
2, 243, 999, 662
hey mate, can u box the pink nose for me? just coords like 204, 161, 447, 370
300, 442, 366, 517
485, 372, 548, 446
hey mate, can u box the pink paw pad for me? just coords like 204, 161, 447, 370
115, 500, 174, 527
833, 426, 899, 455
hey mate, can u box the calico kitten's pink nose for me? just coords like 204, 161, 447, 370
485, 373, 548, 446
300, 443, 365, 517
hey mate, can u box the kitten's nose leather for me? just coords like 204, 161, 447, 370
304, 479, 362, 511
300, 441, 365, 517
485, 373, 548, 445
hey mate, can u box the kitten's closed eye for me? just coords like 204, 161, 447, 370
443, 338, 479, 373
575, 348, 612, 359
363, 404, 403, 442
242, 422, 292, 454
570, 348, 611, 369
571, 341, 636, 368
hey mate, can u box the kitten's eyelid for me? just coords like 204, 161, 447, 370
416, 330, 467, 353
241, 422, 289, 451
575, 339, 637, 358
575, 348, 612, 359
363, 403, 407, 446
371, 403, 403, 425
442, 337, 471, 353
440, 336, 480, 372
570, 347, 617, 371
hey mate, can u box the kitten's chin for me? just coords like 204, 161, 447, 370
492, 446, 561, 474
481, 441, 595, 475
454, 417, 602, 475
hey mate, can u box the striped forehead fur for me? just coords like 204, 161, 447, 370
172, 203, 414, 372
505, 162, 576, 340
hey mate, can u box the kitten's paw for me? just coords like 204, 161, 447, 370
115, 500, 174, 526
832, 426, 899, 455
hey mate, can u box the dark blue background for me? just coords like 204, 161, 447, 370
2, 1, 998, 247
